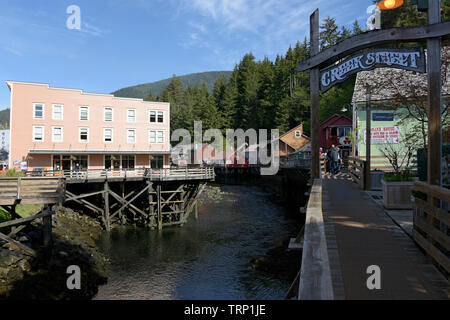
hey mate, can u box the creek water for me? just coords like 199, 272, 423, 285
93, 184, 298, 300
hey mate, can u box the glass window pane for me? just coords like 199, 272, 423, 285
149, 111, 156, 123
157, 111, 163, 123
157, 131, 164, 143
128, 110, 136, 122
149, 131, 156, 143
105, 108, 113, 121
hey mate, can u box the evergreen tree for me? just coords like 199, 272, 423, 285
320, 17, 340, 50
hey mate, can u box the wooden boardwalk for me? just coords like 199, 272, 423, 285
299, 173, 449, 300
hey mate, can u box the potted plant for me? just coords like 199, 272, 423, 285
379, 133, 417, 209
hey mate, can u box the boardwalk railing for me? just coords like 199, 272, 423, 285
281, 158, 311, 169
0, 177, 65, 205
25, 167, 215, 182
348, 157, 367, 190
298, 179, 334, 300
412, 181, 450, 274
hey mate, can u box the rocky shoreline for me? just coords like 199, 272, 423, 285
0, 207, 108, 300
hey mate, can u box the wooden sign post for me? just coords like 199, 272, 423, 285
310, 9, 320, 180
299, 0, 447, 186
427, 0, 442, 186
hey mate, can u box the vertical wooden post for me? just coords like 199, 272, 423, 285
104, 181, 111, 231
427, 0, 442, 187
42, 205, 52, 252
148, 180, 155, 229
365, 87, 371, 190
310, 9, 320, 180
180, 186, 185, 223
194, 201, 198, 220
157, 184, 162, 230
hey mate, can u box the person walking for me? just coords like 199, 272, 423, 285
330, 145, 339, 174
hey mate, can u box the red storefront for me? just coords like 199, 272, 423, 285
320, 114, 352, 150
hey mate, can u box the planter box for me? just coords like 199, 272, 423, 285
381, 179, 414, 209
370, 170, 385, 191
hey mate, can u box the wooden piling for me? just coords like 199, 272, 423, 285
157, 184, 162, 230
104, 181, 111, 231
42, 205, 53, 252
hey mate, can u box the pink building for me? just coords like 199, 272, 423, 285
6, 81, 171, 172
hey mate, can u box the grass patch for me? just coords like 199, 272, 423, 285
0, 204, 42, 222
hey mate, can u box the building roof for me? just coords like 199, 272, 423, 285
320, 114, 352, 129
352, 47, 450, 103
5, 81, 168, 106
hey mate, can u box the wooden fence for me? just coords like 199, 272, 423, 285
348, 157, 367, 190
0, 177, 65, 205
412, 181, 450, 274
25, 167, 215, 182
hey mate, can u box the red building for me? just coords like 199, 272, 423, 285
320, 114, 352, 150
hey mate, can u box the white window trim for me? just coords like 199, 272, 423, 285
127, 129, 136, 144
32, 125, 44, 142
103, 128, 114, 143
52, 126, 63, 143
52, 104, 64, 120
79, 127, 89, 143
149, 130, 164, 144
127, 109, 136, 123
33, 103, 45, 120
157, 110, 164, 123
104, 107, 114, 122
79, 106, 89, 121
157, 130, 164, 143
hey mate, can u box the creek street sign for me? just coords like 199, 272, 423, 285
320, 47, 426, 93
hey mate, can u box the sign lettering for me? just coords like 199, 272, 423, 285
320, 47, 426, 93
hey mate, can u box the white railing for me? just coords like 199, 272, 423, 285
26, 167, 215, 181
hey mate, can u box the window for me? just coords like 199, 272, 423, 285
127, 129, 136, 144
149, 130, 164, 143
149, 130, 156, 143
127, 109, 136, 123
103, 128, 113, 143
52, 104, 63, 120
104, 107, 113, 122
295, 130, 301, 138
149, 110, 164, 123
157, 130, 164, 143
52, 127, 63, 142
33, 103, 44, 119
79, 127, 89, 142
122, 155, 135, 169
149, 111, 156, 123
79, 106, 89, 121
33, 126, 44, 142
150, 155, 164, 169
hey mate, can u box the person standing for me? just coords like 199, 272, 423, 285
330, 145, 339, 174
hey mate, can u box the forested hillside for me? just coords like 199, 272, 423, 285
113, 71, 232, 100
0, 109, 9, 129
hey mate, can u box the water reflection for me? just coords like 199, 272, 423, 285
94, 185, 296, 300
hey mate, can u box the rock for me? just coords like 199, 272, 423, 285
18, 235, 30, 242
18, 259, 31, 272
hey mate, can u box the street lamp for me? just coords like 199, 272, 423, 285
377, 0, 404, 10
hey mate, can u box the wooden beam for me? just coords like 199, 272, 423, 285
66, 191, 104, 213
110, 184, 150, 218
427, 0, 442, 187
65, 190, 106, 202
298, 179, 334, 300
298, 21, 450, 72
310, 9, 320, 180
104, 181, 111, 231
0, 232, 37, 257
157, 184, 162, 230
0, 210, 54, 229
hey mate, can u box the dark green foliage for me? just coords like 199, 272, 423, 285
0, 109, 9, 129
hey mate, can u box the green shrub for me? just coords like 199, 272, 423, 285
5, 169, 25, 177
384, 171, 414, 182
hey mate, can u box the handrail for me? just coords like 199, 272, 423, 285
22, 167, 215, 181
298, 179, 334, 300
412, 181, 450, 274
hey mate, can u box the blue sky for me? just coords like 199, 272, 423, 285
0, 0, 373, 109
